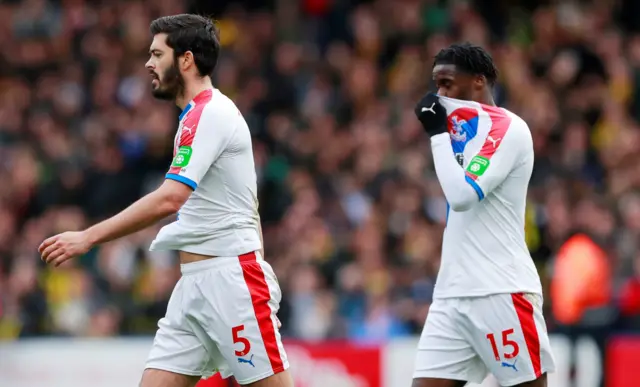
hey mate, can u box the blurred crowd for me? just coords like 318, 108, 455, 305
3, 0, 640, 341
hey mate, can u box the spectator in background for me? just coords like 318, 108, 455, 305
550, 233, 612, 326
3, 0, 640, 341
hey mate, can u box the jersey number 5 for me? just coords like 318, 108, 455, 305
486, 329, 520, 361
232, 325, 251, 356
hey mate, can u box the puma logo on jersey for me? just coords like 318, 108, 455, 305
182, 125, 194, 136
487, 136, 501, 148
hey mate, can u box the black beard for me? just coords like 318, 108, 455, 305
151, 62, 183, 101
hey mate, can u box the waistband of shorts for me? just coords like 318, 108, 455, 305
180, 251, 263, 275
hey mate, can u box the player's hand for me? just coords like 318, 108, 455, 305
39, 231, 93, 267
415, 93, 447, 137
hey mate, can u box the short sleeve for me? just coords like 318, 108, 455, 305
166, 105, 236, 190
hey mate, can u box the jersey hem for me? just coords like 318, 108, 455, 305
150, 241, 262, 258
179, 242, 262, 257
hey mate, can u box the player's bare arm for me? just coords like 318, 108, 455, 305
39, 179, 192, 266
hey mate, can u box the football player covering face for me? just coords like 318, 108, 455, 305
412, 43, 553, 387
431, 63, 494, 106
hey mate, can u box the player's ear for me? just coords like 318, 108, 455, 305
474, 75, 486, 90
180, 51, 195, 71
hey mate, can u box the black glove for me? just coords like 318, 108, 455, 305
414, 93, 447, 137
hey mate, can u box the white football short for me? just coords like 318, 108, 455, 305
414, 293, 556, 386
145, 251, 289, 385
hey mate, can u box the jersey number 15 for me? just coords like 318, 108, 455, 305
486, 329, 520, 361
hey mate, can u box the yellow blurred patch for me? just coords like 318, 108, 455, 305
524, 204, 540, 251
0, 317, 21, 340
215, 19, 238, 47
42, 269, 75, 306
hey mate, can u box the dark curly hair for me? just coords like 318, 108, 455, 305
433, 42, 498, 85
150, 14, 220, 77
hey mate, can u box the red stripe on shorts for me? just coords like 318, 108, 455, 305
239, 252, 284, 374
511, 293, 542, 378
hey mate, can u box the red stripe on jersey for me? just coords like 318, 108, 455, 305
512, 293, 543, 378
239, 252, 285, 374
477, 105, 512, 160
464, 105, 512, 181
168, 89, 214, 174
179, 89, 213, 147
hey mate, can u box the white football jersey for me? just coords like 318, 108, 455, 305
150, 89, 261, 257
430, 97, 542, 299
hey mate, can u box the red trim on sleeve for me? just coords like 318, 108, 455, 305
476, 105, 512, 161
168, 89, 214, 175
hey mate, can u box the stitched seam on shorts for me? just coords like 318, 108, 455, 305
498, 365, 553, 386
234, 363, 288, 384
144, 364, 202, 377
412, 371, 470, 382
